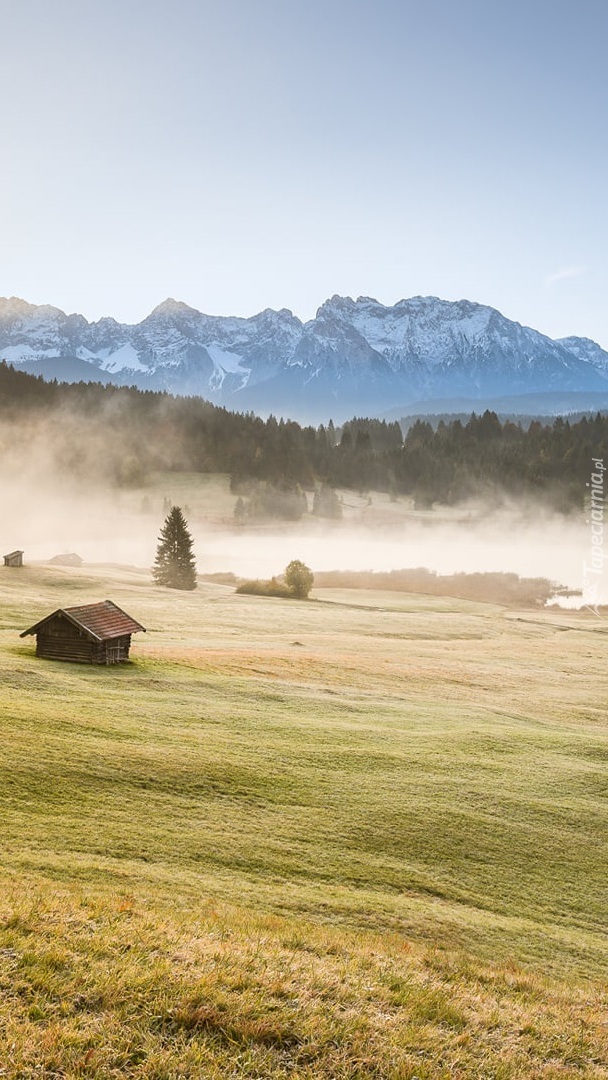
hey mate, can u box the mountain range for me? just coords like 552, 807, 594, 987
1, 294, 608, 422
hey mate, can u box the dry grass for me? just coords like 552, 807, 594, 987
2, 882, 608, 1078
1, 562, 608, 1076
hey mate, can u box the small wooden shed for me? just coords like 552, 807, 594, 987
48, 553, 83, 567
20, 600, 146, 664
4, 550, 23, 567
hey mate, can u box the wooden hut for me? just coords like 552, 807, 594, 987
48, 553, 83, 567
20, 600, 146, 664
3, 550, 23, 567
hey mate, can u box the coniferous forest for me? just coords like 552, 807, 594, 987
1, 361, 606, 512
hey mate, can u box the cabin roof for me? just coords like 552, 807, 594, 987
20, 600, 146, 642
4, 550, 23, 558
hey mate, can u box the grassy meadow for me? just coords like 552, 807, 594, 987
1, 560, 608, 1077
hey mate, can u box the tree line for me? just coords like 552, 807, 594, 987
1, 361, 606, 511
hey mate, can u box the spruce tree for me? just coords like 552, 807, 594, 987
153, 506, 197, 590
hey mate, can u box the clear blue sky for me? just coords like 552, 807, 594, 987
1, 0, 607, 345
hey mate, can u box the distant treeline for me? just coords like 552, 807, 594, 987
1, 361, 606, 511
202, 568, 565, 607
311, 569, 562, 608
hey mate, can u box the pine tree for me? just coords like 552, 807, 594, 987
153, 506, 197, 590
312, 483, 342, 519
234, 496, 246, 525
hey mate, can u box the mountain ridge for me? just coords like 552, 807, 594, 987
1, 293, 607, 422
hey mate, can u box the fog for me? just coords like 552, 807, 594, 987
1, 394, 602, 605
1, 467, 599, 604
200, 519, 587, 593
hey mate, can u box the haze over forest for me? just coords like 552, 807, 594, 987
1, 362, 603, 600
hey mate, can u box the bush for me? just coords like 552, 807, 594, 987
235, 577, 293, 598
284, 560, 314, 599
235, 561, 315, 601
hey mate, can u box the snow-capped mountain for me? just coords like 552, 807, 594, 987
1, 294, 607, 422
557, 335, 608, 377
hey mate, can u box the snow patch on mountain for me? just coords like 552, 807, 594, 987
204, 344, 248, 373
0, 343, 61, 362
206, 345, 250, 391
99, 343, 149, 374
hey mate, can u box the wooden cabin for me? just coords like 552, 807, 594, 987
3, 550, 23, 567
20, 600, 146, 664
48, 553, 83, 567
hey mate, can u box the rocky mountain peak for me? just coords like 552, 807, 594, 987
1, 293, 607, 422
147, 298, 200, 320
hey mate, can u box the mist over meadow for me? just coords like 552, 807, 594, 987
0, 452, 590, 598
0, 365, 601, 601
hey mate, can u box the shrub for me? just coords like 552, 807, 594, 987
284, 560, 314, 599
235, 577, 292, 598
235, 561, 314, 600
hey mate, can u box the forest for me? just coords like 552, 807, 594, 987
1, 360, 606, 512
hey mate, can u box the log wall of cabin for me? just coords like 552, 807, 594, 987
35, 615, 132, 663
37, 632, 95, 663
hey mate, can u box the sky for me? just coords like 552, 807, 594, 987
1, 0, 607, 346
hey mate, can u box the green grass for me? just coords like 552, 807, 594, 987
1, 562, 608, 1076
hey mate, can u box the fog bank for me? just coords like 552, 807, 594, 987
1, 471, 599, 602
